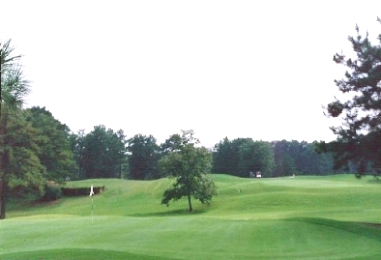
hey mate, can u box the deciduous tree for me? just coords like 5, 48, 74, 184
26, 106, 77, 182
159, 130, 216, 212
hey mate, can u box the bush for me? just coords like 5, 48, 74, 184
61, 186, 105, 196
42, 183, 62, 201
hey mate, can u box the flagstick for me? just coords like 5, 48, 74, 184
92, 196, 94, 224
90, 184, 95, 224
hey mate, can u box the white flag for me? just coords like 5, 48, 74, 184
89, 185, 95, 197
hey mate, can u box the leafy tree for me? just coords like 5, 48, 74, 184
1, 39, 31, 219
212, 137, 233, 174
274, 140, 335, 176
324, 18, 381, 176
238, 140, 275, 177
71, 130, 86, 179
160, 133, 183, 155
80, 125, 126, 179
284, 141, 312, 175
26, 106, 77, 182
159, 130, 216, 212
212, 137, 252, 176
3, 111, 46, 200
272, 140, 296, 177
116, 129, 128, 179
127, 134, 159, 179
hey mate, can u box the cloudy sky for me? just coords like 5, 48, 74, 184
1, 1, 381, 147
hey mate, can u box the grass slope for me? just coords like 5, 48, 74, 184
2, 174, 381, 259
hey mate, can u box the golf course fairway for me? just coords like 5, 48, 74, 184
2, 174, 381, 259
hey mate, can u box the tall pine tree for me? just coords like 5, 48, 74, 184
324, 18, 381, 176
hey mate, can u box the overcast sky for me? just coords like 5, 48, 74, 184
2, 1, 381, 147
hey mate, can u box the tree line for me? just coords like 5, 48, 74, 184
2, 103, 341, 184
213, 138, 338, 178
0, 102, 339, 188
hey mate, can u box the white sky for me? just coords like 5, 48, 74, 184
2, 1, 381, 147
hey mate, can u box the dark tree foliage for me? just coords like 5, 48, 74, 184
127, 134, 159, 180
279, 141, 334, 176
116, 129, 128, 179
238, 140, 275, 177
75, 125, 127, 179
160, 133, 183, 155
71, 130, 86, 179
1, 39, 32, 219
324, 18, 381, 176
26, 106, 77, 182
2, 109, 46, 199
212, 137, 252, 176
272, 140, 296, 177
213, 138, 336, 177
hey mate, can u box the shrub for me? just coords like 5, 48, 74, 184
61, 186, 105, 196
42, 183, 62, 201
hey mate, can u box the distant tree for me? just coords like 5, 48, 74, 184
70, 130, 87, 179
79, 125, 126, 179
26, 106, 77, 182
160, 133, 183, 155
116, 129, 128, 178
159, 130, 216, 212
127, 134, 159, 179
212, 137, 233, 174
284, 141, 312, 175
1, 39, 31, 219
323, 18, 381, 176
238, 140, 275, 177
272, 140, 296, 177
212, 137, 252, 176
275, 140, 335, 176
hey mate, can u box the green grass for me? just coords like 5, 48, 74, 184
2, 174, 381, 259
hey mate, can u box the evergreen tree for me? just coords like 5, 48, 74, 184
1, 39, 31, 219
81, 125, 126, 178
324, 18, 381, 176
127, 134, 159, 179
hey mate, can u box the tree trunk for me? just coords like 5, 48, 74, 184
119, 151, 122, 179
0, 144, 2, 219
187, 193, 193, 212
0, 113, 8, 219
0, 180, 7, 219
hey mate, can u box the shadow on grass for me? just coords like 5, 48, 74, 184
127, 208, 208, 217
286, 217, 381, 241
2, 248, 179, 260
367, 177, 381, 184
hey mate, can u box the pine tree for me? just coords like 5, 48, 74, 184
324, 18, 381, 176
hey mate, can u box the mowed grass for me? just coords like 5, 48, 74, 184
2, 174, 381, 259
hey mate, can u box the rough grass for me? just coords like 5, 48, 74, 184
2, 174, 381, 259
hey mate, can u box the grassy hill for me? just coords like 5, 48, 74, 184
2, 174, 381, 259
